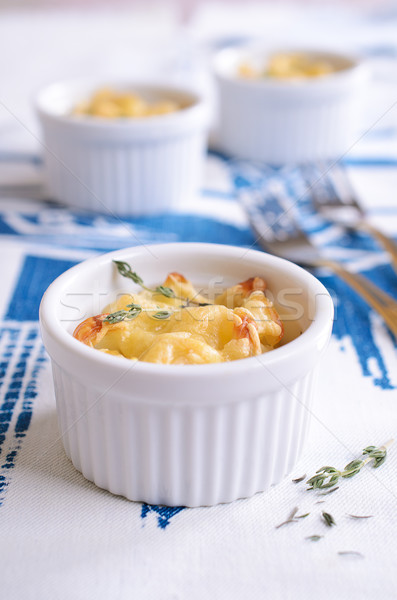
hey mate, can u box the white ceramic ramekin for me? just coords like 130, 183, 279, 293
36, 81, 209, 215
39, 243, 333, 507
213, 46, 369, 164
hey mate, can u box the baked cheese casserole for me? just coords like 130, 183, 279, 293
73, 88, 180, 118
73, 270, 284, 365
239, 52, 339, 80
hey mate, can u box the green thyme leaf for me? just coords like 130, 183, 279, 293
318, 476, 339, 489
113, 260, 144, 285
338, 551, 364, 558
343, 459, 363, 477
305, 535, 323, 542
306, 440, 394, 491
316, 466, 338, 474
363, 445, 388, 468
322, 511, 336, 527
113, 260, 210, 307
152, 310, 173, 320
104, 304, 143, 324
124, 312, 142, 321
155, 285, 175, 298
104, 310, 129, 324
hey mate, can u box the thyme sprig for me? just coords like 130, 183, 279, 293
104, 304, 174, 324
113, 260, 210, 307
306, 440, 394, 491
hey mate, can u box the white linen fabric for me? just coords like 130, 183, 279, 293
0, 5, 397, 600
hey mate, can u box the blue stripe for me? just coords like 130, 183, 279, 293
201, 188, 236, 200
343, 157, 397, 167
322, 269, 395, 390
141, 504, 185, 529
5, 255, 78, 321
0, 326, 47, 506
0, 148, 395, 169
0, 329, 22, 450
0, 152, 42, 165
367, 207, 397, 216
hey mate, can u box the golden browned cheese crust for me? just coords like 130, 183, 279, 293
73, 274, 284, 365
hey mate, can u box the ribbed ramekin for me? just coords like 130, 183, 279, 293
36, 81, 209, 215
39, 243, 334, 507
213, 46, 369, 164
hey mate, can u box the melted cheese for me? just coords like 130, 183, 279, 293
73, 273, 284, 365
73, 88, 180, 118
239, 52, 339, 81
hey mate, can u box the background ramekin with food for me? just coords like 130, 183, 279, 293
36, 81, 210, 215
213, 45, 369, 164
39, 242, 334, 507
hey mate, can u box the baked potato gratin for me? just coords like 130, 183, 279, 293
73, 88, 180, 119
239, 52, 338, 80
73, 268, 284, 366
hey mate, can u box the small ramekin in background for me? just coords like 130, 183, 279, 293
36, 81, 209, 215
40, 243, 333, 507
213, 45, 369, 164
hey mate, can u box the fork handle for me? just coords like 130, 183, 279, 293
319, 259, 397, 338
359, 222, 397, 275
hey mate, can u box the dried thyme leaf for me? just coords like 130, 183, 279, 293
275, 507, 299, 529
319, 486, 339, 496
322, 511, 336, 527
292, 474, 306, 484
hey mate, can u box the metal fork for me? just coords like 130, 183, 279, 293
303, 161, 397, 274
240, 184, 397, 338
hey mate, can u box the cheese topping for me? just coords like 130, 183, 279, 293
73, 88, 180, 118
73, 273, 284, 365
239, 52, 341, 81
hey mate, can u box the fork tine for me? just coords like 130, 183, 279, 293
324, 162, 364, 214
301, 161, 339, 207
304, 161, 397, 273
302, 160, 360, 211
239, 183, 397, 335
240, 184, 324, 265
